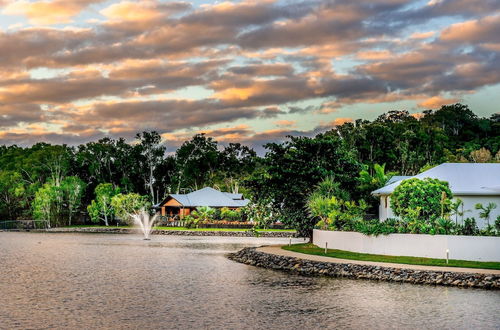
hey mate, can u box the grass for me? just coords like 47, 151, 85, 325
282, 243, 500, 270
64, 225, 295, 233
153, 226, 296, 232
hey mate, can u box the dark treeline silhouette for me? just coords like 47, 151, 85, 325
0, 104, 498, 232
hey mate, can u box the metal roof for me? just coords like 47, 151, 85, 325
386, 175, 412, 185
158, 187, 250, 208
372, 163, 500, 196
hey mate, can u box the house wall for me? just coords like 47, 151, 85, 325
378, 195, 500, 229
313, 229, 500, 262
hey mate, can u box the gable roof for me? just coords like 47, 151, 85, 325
157, 187, 250, 208
372, 163, 500, 196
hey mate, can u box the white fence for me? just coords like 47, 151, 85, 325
313, 229, 500, 262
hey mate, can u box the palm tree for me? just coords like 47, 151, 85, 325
475, 202, 497, 227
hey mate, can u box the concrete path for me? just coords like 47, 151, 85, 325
257, 245, 500, 275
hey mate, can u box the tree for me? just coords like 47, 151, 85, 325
246, 134, 360, 238
135, 131, 166, 204
470, 148, 492, 163
32, 183, 61, 228
0, 171, 25, 219
175, 134, 219, 192
111, 193, 151, 225
218, 143, 257, 193
475, 202, 497, 227
87, 183, 120, 226
61, 176, 86, 226
391, 178, 453, 221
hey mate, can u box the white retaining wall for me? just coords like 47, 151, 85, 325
313, 229, 500, 262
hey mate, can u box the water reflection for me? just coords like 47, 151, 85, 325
0, 232, 498, 329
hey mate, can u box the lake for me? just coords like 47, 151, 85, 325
0, 232, 499, 329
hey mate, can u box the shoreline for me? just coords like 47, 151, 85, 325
18, 226, 300, 238
228, 246, 500, 290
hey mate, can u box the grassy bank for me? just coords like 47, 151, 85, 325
65, 225, 295, 233
283, 243, 500, 270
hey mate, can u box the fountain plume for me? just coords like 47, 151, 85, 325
131, 210, 159, 240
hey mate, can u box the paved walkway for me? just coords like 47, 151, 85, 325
257, 245, 500, 275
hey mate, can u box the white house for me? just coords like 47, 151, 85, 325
371, 163, 500, 228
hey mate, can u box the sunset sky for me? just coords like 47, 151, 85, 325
1, 0, 499, 150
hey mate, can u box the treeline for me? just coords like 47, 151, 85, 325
0, 104, 498, 232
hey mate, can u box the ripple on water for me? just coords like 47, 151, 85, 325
0, 232, 499, 330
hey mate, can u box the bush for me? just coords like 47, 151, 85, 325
391, 178, 453, 221
191, 206, 216, 222
220, 207, 242, 222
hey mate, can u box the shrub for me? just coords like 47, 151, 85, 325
220, 207, 242, 222
458, 217, 479, 236
391, 178, 453, 221
191, 206, 216, 223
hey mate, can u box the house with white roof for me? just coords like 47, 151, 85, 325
155, 187, 250, 218
372, 163, 500, 228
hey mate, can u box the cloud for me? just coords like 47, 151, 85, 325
100, 1, 190, 22
2, 0, 104, 25
417, 96, 460, 109
0, 0, 499, 148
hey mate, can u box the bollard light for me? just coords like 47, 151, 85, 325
446, 249, 449, 264
325, 242, 328, 254
289, 236, 292, 247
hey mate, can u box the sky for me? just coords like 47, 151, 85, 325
0, 0, 499, 151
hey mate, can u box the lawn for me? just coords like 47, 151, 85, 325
65, 225, 295, 233
282, 243, 500, 270
153, 226, 296, 232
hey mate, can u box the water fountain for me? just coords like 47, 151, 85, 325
131, 210, 159, 240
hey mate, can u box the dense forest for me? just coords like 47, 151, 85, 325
0, 104, 499, 234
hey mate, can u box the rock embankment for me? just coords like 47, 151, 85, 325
40, 227, 296, 238
228, 247, 500, 290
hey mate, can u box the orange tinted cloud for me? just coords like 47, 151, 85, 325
274, 120, 296, 127
418, 96, 459, 109
3, 0, 103, 25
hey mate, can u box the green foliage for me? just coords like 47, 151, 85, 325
87, 183, 120, 226
183, 215, 198, 229
220, 207, 242, 222
474, 202, 497, 226
496, 216, 500, 233
61, 176, 86, 226
391, 178, 453, 221
33, 183, 58, 226
243, 200, 277, 229
111, 193, 151, 225
191, 206, 216, 222
0, 170, 26, 219
246, 134, 361, 237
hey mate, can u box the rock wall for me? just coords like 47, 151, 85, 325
40, 227, 297, 238
228, 247, 500, 290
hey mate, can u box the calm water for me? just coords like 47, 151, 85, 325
0, 233, 499, 329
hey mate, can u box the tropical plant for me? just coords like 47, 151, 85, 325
192, 206, 216, 222
307, 195, 342, 230
474, 202, 497, 227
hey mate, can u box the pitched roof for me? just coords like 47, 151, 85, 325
372, 163, 500, 196
158, 187, 250, 208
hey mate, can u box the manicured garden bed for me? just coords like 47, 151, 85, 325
283, 243, 500, 270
